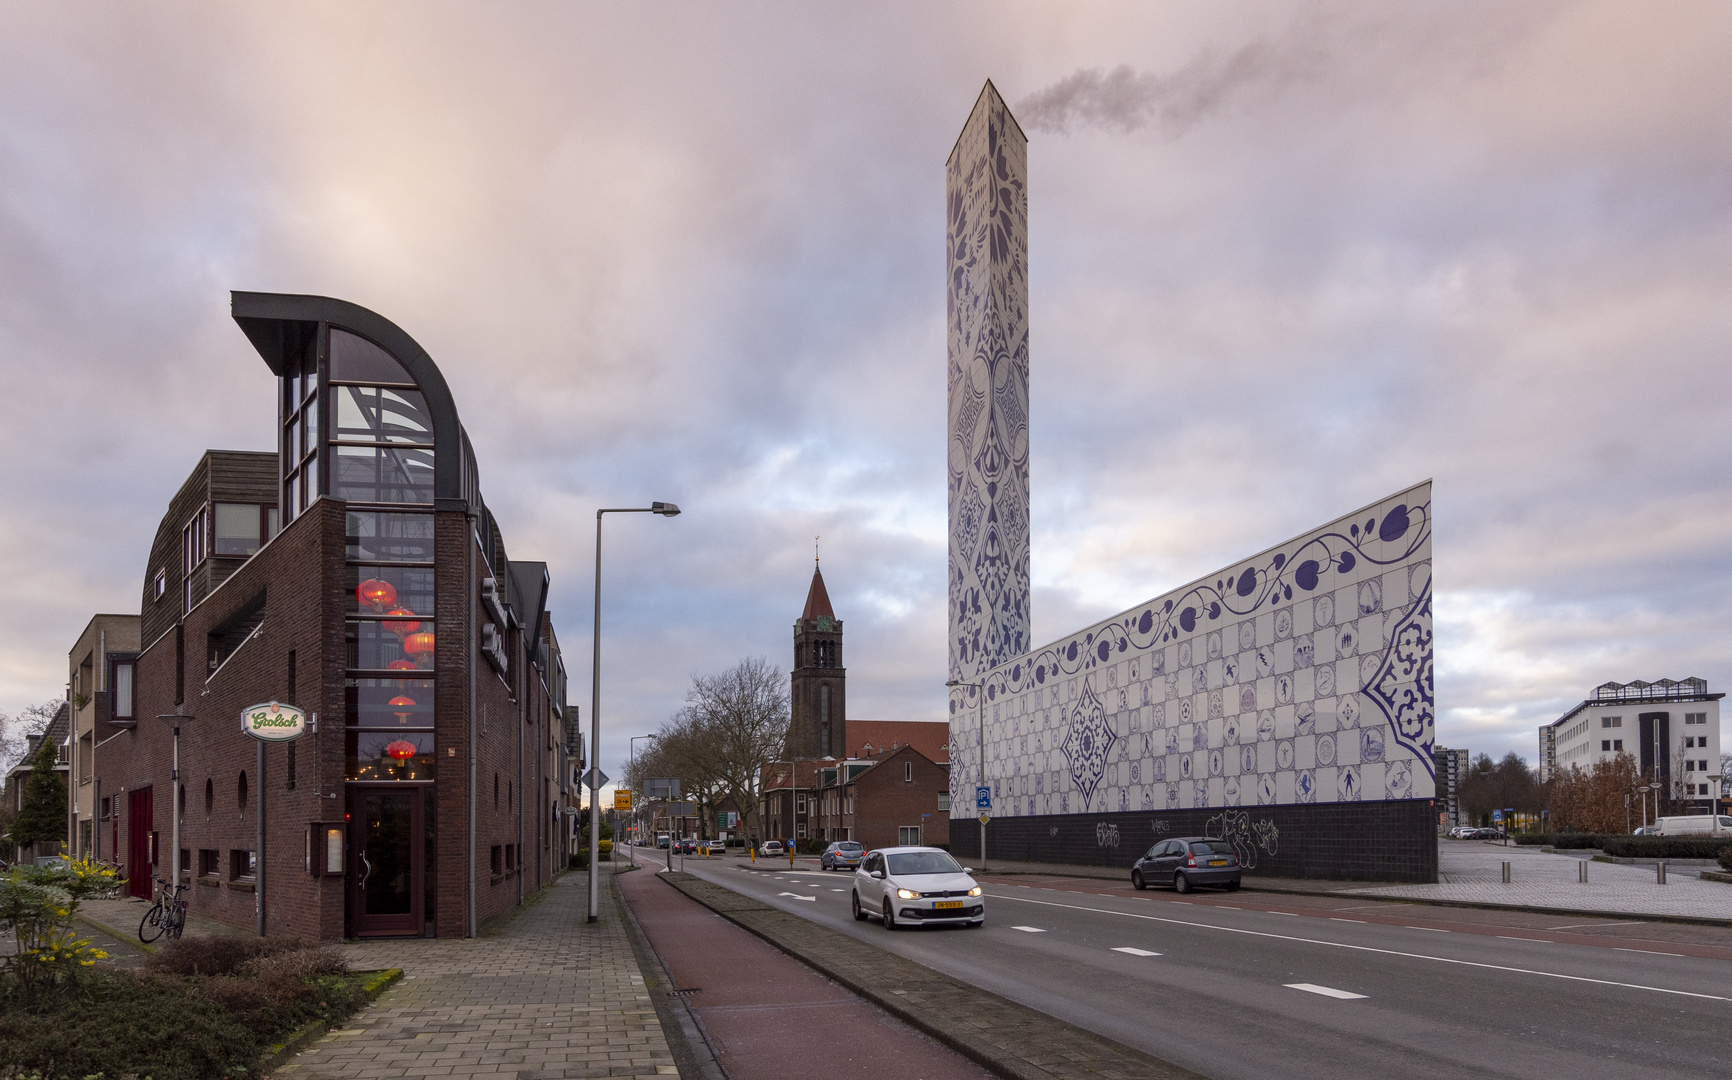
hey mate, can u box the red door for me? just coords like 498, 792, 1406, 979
348, 787, 424, 936
127, 788, 154, 899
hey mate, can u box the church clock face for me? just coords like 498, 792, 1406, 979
816, 616, 834, 632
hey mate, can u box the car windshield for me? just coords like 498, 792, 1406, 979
887, 852, 963, 876
838, 843, 863, 851
1189, 841, 1234, 855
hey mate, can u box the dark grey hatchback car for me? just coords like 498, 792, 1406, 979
1132, 837, 1241, 893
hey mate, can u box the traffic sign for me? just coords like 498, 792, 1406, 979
1491, 809, 1503, 822
581, 768, 610, 789
614, 789, 632, 811
975, 786, 992, 810
978, 811, 991, 825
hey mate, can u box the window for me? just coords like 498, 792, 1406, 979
110, 656, 135, 723
1602, 740, 1611, 751
795, 823, 807, 839
505, 844, 516, 871
1614, 740, 1622, 751
153, 570, 166, 600
898, 826, 922, 846
1601, 716, 1622, 728
286, 743, 296, 789
491, 845, 503, 876
182, 505, 208, 611
796, 794, 806, 813
283, 338, 320, 522
937, 792, 950, 811
238, 770, 248, 815
199, 849, 219, 877
1686, 712, 1708, 725
100, 796, 110, 820
230, 849, 256, 881
905, 762, 913, 782
1686, 760, 1696, 772
214, 503, 270, 557
1685, 737, 1696, 749
204, 778, 213, 816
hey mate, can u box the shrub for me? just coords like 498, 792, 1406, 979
0, 856, 121, 1005
145, 933, 323, 978
1719, 847, 1732, 872
1514, 833, 1611, 849
1598, 836, 1732, 860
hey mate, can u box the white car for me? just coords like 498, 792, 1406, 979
851, 847, 984, 929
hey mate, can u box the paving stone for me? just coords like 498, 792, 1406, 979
275, 868, 675, 1079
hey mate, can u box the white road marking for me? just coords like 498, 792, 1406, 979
1406, 926, 1450, 933
984, 891, 1732, 1003
1286, 983, 1367, 1000
1011, 926, 1046, 933
831, 889, 845, 892
777, 892, 817, 902
1330, 918, 1366, 924
1270, 911, 1299, 917
1113, 947, 1161, 957
1498, 936, 1552, 943
1547, 920, 1646, 931
1615, 947, 1684, 957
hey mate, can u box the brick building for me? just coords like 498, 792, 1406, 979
811, 745, 950, 850
90, 292, 576, 939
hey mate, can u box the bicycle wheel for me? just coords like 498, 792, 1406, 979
139, 902, 165, 943
168, 903, 186, 940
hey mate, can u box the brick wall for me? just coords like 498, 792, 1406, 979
850, 746, 950, 851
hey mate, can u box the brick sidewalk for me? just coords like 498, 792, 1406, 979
276, 868, 677, 1079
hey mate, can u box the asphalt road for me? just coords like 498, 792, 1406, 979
631, 848, 1731, 1080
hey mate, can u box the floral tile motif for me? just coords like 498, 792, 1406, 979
1060, 678, 1115, 813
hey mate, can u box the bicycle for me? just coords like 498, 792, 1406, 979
139, 876, 188, 943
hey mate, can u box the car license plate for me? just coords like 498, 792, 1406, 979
1209, 859, 1228, 866
934, 900, 963, 910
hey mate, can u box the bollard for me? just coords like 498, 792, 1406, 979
666, 843, 672, 872
1657, 861, 1667, 885
1501, 861, 1511, 884
1578, 860, 1589, 884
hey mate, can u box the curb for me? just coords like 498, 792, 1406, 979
261, 968, 403, 1075
657, 871, 1205, 1080
76, 912, 157, 953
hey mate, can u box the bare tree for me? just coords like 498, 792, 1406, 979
629, 657, 788, 845
0, 700, 63, 776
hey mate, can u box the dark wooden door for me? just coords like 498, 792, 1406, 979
127, 787, 153, 899
348, 787, 424, 936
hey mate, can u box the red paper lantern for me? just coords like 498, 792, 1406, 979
389, 695, 417, 721
384, 739, 419, 761
383, 608, 420, 639
403, 630, 436, 658
357, 578, 397, 612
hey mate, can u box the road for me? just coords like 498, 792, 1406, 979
630, 847, 1731, 1080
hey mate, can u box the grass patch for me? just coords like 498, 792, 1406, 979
0, 936, 387, 1079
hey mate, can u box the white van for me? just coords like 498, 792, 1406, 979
1653, 815, 1732, 836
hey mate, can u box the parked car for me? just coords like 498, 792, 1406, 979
702, 840, 727, 855
760, 840, 785, 857
1446, 826, 1477, 839
1471, 827, 1503, 840
1654, 815, 1732, 836
674, 839, 699, 854
852, 847, 983, 928
1131, 837, 1241, 893
821, 840, 865, 871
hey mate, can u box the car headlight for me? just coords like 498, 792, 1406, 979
896, 888, 922, 900
967, 886, 982, 897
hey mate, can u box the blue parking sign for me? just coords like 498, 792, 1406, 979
976, 786, 992, 810
1492, 809, 1503, 822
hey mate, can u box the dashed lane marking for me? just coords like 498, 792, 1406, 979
1286, 983, 1367, 1000
1498, 936, 1553, 943
1406, 926, 1450, 933
1330, 918, 1367, 924
985, 891, 1732, 1003
1112, 947, 1161, 957
1011, 926, 1046, 933
1615, 947, 1685, 957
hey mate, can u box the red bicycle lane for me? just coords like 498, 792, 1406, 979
615, 862, 994, 1080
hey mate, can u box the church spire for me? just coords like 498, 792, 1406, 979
801, 563, 835, 622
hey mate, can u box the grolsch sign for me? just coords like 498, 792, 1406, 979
241, 701, 308, 742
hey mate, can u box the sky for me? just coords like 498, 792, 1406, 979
2, 2, 1729, 781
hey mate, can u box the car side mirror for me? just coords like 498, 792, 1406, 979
871, 870, 885, 879
962, 867, 974, 874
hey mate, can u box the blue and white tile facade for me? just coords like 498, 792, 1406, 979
947, 82, 1031, 684
949, 484, 1434, 821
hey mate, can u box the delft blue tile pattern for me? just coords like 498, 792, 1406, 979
947, 83, 1031, 684
949, 483, 1433, 821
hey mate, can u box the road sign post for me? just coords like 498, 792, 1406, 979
974, 786, 991, 871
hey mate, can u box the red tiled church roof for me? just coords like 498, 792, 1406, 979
848, 719, 949, 763
801, 566, 834, 621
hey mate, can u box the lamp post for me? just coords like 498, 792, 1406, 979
946, 679, 986, 871
1708, 774, 1723, 819
155, 713, 195, 894
1638, 783, 1653, 830
630, 734, 657, 846
589, 502, 680, 923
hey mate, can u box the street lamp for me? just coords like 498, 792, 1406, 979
155, 713, 195, 894
1708, 774, 1723, 819
946, 679, 986, 871
1637, 784, 1653, 830
630, 734, 657, 846
588, 502, 680, 923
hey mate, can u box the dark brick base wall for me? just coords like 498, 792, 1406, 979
949, 799, 1438, 883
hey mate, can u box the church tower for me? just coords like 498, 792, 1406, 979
788, 563, 845, 759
